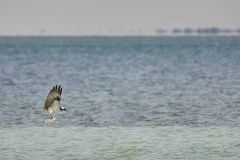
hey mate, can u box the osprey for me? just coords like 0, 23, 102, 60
36, 85, 67, 125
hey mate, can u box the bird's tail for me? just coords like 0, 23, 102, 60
35, 109, 47, 115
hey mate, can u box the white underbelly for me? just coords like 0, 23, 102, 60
50, 101, 60, 113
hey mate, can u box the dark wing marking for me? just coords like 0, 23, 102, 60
44, 85, 62, 110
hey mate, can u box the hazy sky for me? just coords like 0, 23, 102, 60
0, 0, 239, 35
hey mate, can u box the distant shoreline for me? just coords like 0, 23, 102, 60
0, 34, 240, 37
1, 28, 240, 37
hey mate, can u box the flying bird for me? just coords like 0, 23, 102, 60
36, 85, 67, 126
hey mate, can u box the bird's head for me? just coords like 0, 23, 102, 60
60, 107, 67, 111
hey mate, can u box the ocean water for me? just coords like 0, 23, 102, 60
0, 36, 240, 159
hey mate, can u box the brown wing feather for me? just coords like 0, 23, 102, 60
44, 85, 62, 110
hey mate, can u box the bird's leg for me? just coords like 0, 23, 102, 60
44, 110, 56, 126
44, 110, 52, 126
48, 110, 53, 119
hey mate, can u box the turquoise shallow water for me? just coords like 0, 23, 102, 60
1, 126, 240, 160
0, 36, 240, 159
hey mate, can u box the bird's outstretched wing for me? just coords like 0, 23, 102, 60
44, 85, 62, 110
